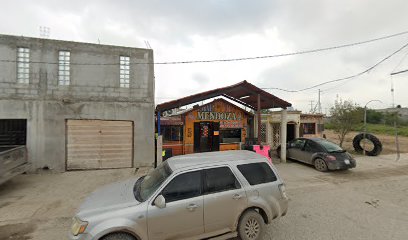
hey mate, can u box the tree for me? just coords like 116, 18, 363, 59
365, 108, 383, 124
329, 99, 362, 147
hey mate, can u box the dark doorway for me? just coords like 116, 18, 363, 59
0, 119, 27, 146
194, 122, 220, 153
287, 123, 295, 142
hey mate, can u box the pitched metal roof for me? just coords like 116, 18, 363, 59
156, 80, 291, 112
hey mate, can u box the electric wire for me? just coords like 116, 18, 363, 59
154, 29, 408, 64
262, 41, 408, 93
322, 47, 408, 93
1, 30, 408, 65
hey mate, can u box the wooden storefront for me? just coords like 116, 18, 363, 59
160, 99, 252, 156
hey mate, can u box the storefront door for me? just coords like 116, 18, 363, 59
194, 122, 220, 153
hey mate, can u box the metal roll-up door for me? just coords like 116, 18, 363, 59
66, 120, 133, 170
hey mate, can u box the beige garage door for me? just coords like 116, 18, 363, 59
66, 120, 133, 170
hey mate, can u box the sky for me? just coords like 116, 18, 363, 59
1, 0, 408, 113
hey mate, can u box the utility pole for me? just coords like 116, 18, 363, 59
318, 89, 322, 114
389, 70, 406, 161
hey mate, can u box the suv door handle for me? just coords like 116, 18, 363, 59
186, 204, 198, 211
232, 194, 242, 200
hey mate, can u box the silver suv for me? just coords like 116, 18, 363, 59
69, 150, 288, 240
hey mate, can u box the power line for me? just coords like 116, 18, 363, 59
1, 30, 408, 66
390, 68, 408, 75
262, 41, 408, 93
154, 30, 408, 65
321, 48, 408, 93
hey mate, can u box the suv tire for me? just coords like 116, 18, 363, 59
238, 210, 265, 240
101, 232, 136, 240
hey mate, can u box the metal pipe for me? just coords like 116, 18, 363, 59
157, 111, 161, 135
363, 100, 382, 155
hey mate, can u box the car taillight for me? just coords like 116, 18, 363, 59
325, 155, 336, 161
278, 183, 288, 199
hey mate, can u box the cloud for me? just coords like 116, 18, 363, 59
1, 0, 408, 112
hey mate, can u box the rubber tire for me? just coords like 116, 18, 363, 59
314, 158, 328, 172
352, 133, 382, 156
101, 232, 136, 240
238, 210, 265, 240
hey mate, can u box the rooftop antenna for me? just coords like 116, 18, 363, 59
144, 40, 152, 49
39, 26, 50, 38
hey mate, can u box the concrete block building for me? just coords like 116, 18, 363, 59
0, 34, 155, 172
261, 111, 324, 149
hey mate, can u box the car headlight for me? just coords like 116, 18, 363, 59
71, 217, 88, 236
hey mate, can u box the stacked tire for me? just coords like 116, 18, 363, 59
352, 133, 382, 156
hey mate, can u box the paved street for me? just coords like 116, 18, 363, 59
0, 154, 407, 240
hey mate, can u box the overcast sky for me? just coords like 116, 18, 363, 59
1, 0, 408, 113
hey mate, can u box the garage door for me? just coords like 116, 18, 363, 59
66, 120, 133, 170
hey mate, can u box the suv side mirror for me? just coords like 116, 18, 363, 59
154, 195, 166, 209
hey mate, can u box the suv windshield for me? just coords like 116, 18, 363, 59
134, 162, 172, 202
316, 139, 344, 152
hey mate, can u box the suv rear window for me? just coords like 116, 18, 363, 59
237, 162, 277, 185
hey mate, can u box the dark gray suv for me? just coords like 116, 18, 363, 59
69, 150, 288, 240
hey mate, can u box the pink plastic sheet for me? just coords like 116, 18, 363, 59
253, 145, 272, 163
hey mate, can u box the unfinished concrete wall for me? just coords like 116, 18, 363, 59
0, 34, 155, 172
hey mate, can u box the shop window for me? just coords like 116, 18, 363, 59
302, 123, 316, 134
220, 129, 241, 143
161, 126, 183, 142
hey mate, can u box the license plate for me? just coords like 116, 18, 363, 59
344, 159, 350, 164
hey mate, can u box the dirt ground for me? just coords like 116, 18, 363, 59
324, 129, 408, 155
0, 154, 407, 240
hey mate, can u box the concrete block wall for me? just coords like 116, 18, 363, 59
0, 34, 155, 172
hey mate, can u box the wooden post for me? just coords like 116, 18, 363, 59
280, 109, 287, 162
257, 94, 261, 145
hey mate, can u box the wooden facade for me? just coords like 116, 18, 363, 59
161, 99, 251, 156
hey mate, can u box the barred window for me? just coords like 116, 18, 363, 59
302, 123, 316, 134
58, 51, 70, 85
17, 47, 30, 83
119, 56, 130, 88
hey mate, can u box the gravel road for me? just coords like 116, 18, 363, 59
0, 154, 407, 240
264, 153, 408, 240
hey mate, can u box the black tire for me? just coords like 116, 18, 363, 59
238, 210, 265, 240
352, 133, 382, 156
314, 158, 328, 172
101, 232, 136, 240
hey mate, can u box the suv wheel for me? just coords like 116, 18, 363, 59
238, 210, 265, 240
101, 232, 136, 240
